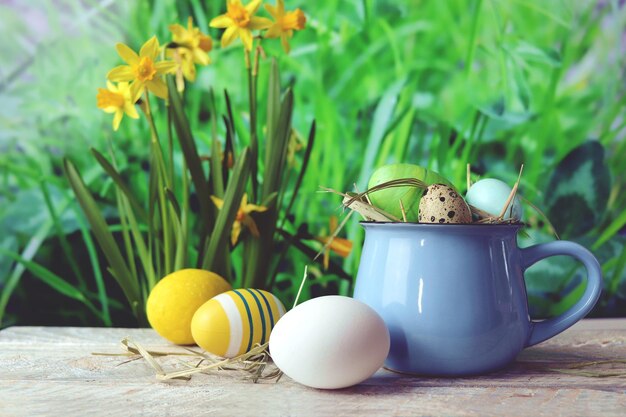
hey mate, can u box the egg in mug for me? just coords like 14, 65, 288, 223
466, 178, 522, 220
418, 183, 472, 224
191, 289, 285, 358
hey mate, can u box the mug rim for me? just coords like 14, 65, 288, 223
359, 221, 524, 229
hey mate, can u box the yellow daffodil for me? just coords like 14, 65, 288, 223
96, 81, 140, 131
211, 194, 268, 245
315, 216, 353, 270
264, 0, 306, 53
107, 36, 177, 99
168, 17, 213, 85
210, 0, 272, 51
286, 128, 303, 167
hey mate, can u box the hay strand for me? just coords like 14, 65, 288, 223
497, 164, 524, 219
550, 359, 626, 378
399, 199, 408, 222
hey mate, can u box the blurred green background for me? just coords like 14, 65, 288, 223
1, 0, 625, 327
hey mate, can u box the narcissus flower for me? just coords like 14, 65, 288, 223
264, 0, 306, 53
210, 0, 272, 51
96, 81, 140, 131
211, 194, 268, 245
315, 216, 353, 270
168, 17, 213, 85
107, 36, 177, 99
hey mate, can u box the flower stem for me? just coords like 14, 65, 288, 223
246, 48, 259, 203
143, 93, 173, 277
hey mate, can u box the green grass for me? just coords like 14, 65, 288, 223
1, 0, 625, 326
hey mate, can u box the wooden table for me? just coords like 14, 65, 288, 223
0, 319, 624, 417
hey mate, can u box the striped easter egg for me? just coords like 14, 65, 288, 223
191, 289, 286, 358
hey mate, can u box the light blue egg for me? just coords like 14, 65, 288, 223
466, 178, 522, 220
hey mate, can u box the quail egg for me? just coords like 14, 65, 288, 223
418, 184, 472, 224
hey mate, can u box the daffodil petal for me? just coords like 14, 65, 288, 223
130, 82, 144, 102
176, 71, 186, 92
116, 43, 139, 65
221, 26, 239, 48
329, 238, 353, 257
155, 60, 178, 74
264, 3, 277, 18
193, 49, 210, 66
330, 216, 338, 233
124, 102, 139, 119
112, 110, 124, 131
145, 78, 168, 99
231, 222, 242, 245
239, 28, 253, 50
211, 196, 225, 209
169, 23, 185, 38
210, 14, 234, 28
249, 16, 273, 30
242, 215, 261, 238
281, 34, 291, 53
323, 250, 330, 271
265, 24, 282, 39
245, 0, 262, 14
140, 36, 160, 59
245, 204, 268, 213
107, 65, 134, 82
183, 62, 196, 82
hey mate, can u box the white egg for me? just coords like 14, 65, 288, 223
269, 295, 390, 390
466, 178, 523, 220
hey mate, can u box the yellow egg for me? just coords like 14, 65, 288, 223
146, 269, 231, 345
191, 289, 286, 358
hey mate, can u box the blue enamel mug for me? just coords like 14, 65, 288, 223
353, 222, 602, 376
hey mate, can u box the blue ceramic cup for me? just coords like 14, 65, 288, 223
353, 222, 602, 376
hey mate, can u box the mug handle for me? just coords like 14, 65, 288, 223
520, 241, 603, 347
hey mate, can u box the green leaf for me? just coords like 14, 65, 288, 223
221, 115, 235, 185
266, 58, 281, 161
164, 188, 186, 272
262, 89, 294, 200
223, 88, 236, 138
119, 193, 155, 290
0, 220, 56, 326
0, 165, 101, 326
40, 181, 84, 287
504, 39, 561, 67
550, 278, 586, 316
64, 159, 142, 317
511, 59, 531, 110
0, 248, 87, 303
167, 76, 211, 225
210, 134, 225, 198
72, 204, 111, 326
593, 208, 626, 250
283, 121, 316, 225
356, 78, 405, 190
91, 148, 148, 221
165, 188, 182, 220
545, 142, 611, 238
202, 148, 251, 276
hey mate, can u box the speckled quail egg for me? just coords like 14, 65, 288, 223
418, 184, 472, 224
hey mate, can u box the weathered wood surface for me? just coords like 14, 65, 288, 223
0, 319, 624, 417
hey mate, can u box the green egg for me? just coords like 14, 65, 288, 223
367, 164, 453, 222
